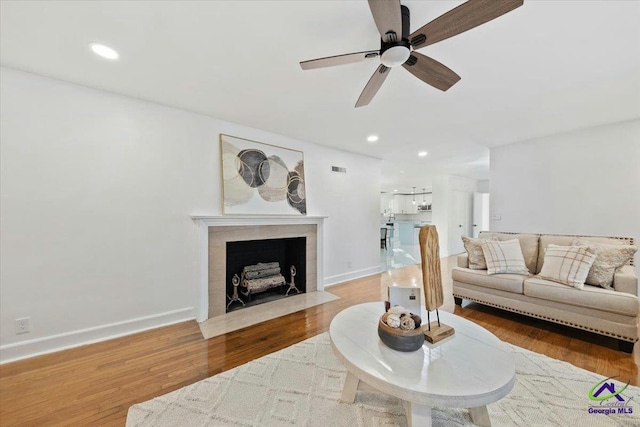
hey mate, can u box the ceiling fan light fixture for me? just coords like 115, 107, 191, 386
300, 0, 523, 107
89, 43, 119, 60
380, 45, 411, 67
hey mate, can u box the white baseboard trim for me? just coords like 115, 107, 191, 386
0, 307, 195, 364
324, 265, 382, 288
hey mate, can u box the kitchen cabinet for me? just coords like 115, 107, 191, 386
380, 193, 393, 214
407, 196, 418, 214
391, 196, 402, 214
392, 196, 404, 214
397, 222, 417, 244
392, 195, 419, 214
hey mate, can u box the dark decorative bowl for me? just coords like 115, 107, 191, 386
378, 317, 424, 352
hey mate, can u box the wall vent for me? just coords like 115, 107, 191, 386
331, 166, 347, 173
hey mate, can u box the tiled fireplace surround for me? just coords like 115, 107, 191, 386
192, 216, 326, 323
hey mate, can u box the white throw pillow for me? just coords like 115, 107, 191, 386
481, 239, 529, 275
538, 244, 597, 289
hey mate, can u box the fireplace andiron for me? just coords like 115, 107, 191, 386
226, 273, 245, 309
285, 265, 301, 296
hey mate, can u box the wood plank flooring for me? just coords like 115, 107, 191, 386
1, 257, 638, 426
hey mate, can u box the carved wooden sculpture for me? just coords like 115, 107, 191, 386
419, 225, 455, 343
419, 226, 443, 310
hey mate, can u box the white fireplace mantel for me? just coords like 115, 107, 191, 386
191, 215, 327, 322
192, 215, 327, 227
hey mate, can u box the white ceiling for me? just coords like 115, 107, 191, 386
2, 1, 639, 193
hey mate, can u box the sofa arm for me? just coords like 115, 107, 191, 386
457, 253, 469, 268
614, 265, 638, 296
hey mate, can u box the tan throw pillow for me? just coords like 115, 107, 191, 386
461, 235, 498, 270
481, 239, 529, 275
538, 244, 597, 289
572, 239, 638, 289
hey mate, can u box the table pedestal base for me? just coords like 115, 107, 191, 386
469, 405, 491, 426
340, 371, 491, 427
402, 400, 432, 427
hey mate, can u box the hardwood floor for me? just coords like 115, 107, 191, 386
1, 258, 638, 426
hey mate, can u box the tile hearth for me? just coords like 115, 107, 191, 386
198, 290, 339, 339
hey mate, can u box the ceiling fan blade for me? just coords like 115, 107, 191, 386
402, 52, 461, 92
300, 50, 380, 70
368, 0, 402, 42
355, 65, 391, 108
409, 0, 523, 49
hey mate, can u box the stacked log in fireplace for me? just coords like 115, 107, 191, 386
226, 262, 302, 310
241, 262, 286, 300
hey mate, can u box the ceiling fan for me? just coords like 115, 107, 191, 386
299, 0, 523, 107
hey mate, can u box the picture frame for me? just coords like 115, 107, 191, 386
220, 134, 306, 215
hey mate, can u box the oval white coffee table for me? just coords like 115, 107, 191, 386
329, 302, 515, 427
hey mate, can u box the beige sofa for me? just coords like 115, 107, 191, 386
452, 232, 638, 353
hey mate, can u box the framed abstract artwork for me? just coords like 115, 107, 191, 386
220, 134, 306, 215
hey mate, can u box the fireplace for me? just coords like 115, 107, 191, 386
191, 216, 325, 322
226, 237, 306, 312
191, 216, 328, 337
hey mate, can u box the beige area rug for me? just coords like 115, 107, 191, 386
127, 333, 640, 427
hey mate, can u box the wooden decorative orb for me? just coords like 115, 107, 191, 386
377, 317, 424, 352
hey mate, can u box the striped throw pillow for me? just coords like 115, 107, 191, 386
538, 244, 597, 289
481, 239, 529, 275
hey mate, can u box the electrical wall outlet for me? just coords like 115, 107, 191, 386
491, 213, 502, 220
15, 317, 30, 334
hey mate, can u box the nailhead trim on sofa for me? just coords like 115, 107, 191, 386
453, 293, 638, 343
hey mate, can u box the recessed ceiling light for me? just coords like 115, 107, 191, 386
89, 43, 119, 60
418, 151, 428, 157
394, 189, 398, 192
367, 135, 379, 142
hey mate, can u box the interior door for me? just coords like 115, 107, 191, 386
472, 193, 490, 238
449, 191, 472, 254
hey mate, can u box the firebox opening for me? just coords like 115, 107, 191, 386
225, 237, 306, 312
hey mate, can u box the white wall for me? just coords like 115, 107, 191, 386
0, 68, 381, 361
477, 180, 490, 193
490, 119, 640, 265
318, 149, 381, 285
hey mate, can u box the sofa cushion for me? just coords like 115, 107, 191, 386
481, 239, 530, 275
480, 232, 539, 273
462, 235, 498, 269
524, 277, 640, 317
537, 244, 597, 289
615, 265, 639, 296
572, 239, 638, 289
452, 267, 525, 294
536, 235, 628, 274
